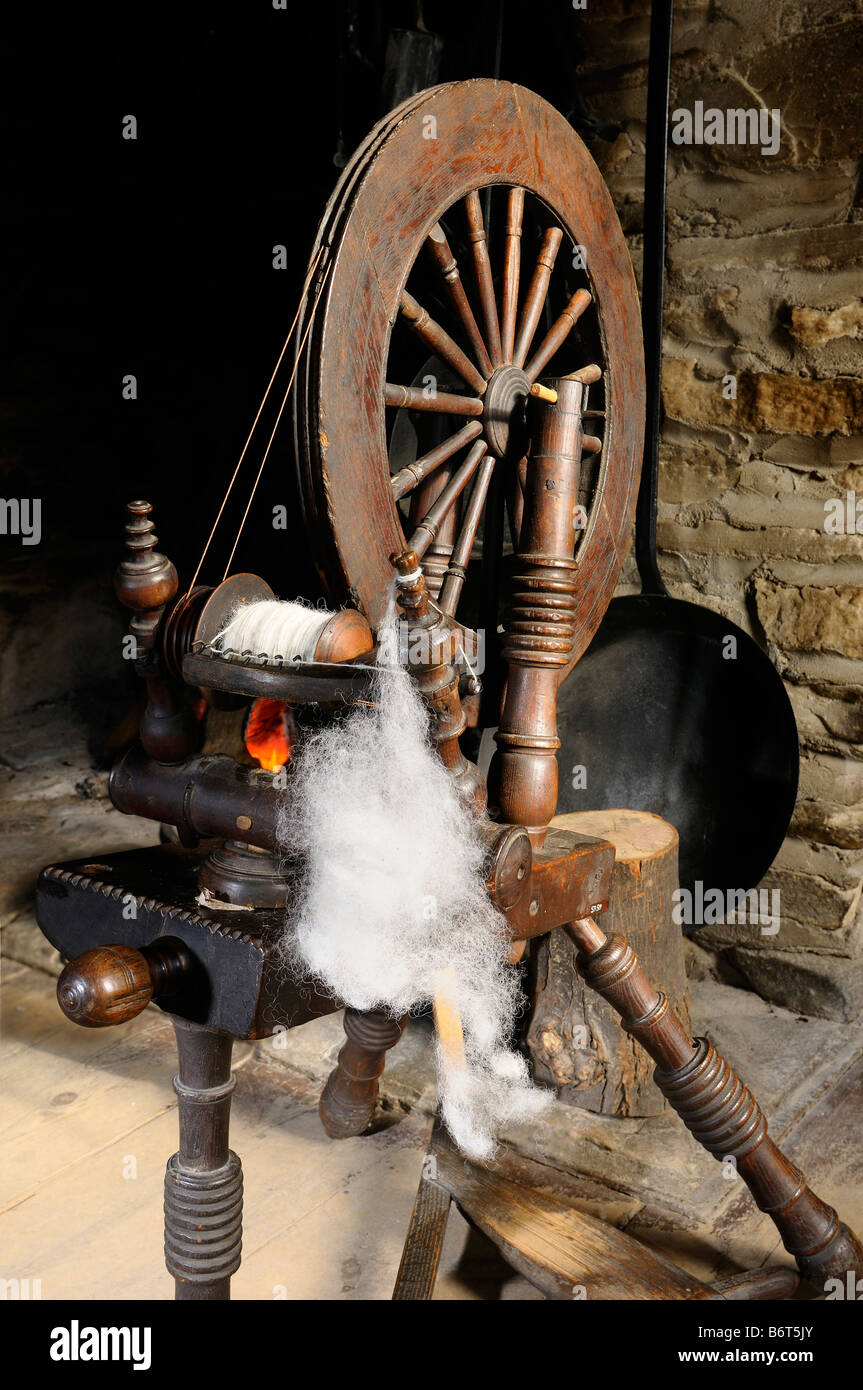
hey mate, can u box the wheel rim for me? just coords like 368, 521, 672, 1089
294, 80, 644, 685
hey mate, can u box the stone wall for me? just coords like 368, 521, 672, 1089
577, 0, 863, 1014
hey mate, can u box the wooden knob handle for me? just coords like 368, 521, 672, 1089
57, 938, 189, 1028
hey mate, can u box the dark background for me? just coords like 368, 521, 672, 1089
2, 0, 615, 612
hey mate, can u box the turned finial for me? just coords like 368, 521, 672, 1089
389, 550, 485, 812
113, 500, 200, 763
390, 548, 420, 577
390, 548, 429, 619
115, 500, 178, 614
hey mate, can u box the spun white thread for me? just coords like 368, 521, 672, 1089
214, 599, 331, 661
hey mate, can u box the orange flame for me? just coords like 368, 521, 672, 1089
245, 698, 293, 771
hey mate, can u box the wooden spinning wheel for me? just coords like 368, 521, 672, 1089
294, 80, 645, 684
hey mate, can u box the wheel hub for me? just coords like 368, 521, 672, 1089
482, 365, 531, 461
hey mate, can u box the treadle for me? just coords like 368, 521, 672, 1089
393, 1120, 800, 1302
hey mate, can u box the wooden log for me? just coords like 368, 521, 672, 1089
525, 809, 690, 1116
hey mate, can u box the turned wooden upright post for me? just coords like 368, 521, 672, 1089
490, 374, 587, 841
165, 1021, 243, 1300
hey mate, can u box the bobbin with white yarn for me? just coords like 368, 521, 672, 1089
213, 597, 373, 665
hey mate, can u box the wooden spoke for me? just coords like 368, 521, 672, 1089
426, 224, 493, 378
524, 288, 592, 381
438, 453, 497, 614
399, 291, 487, 395
500, 187, 525, 363
568, 363, 602, 385
385, 383, 484, 417
391, 190, 603, 619
409, 440, 487, 559
390, 421, 483, 501
512, 227, 563, 369
393, 194, 603, 620
464, 191, 503, 369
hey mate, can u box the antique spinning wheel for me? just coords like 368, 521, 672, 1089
36, 73, 863, 1311
294, 81, 645, 696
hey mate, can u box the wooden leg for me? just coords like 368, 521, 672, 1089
318, 1007, 407, 1139
568, 919, 863, 1291
164, 1020, 243, 1301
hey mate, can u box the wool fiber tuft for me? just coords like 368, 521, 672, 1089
277, 596, 552, 1159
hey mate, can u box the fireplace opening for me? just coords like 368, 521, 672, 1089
244, 698, 294, 772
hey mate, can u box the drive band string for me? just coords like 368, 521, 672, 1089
185, 244, 329, 597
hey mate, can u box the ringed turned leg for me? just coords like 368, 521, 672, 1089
319, 1007, 408, 1139
567, 918, 863, 1290
164, 1020, 243, 1300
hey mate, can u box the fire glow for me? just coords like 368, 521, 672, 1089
245, 698, 293, 771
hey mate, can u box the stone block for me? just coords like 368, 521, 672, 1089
829, 436, 863, 466
791, 801, 863, 849
774, 649, 863, 686
668, 164, 858, 235
788, 683, 863, 757
720, 490, 829, 533
669, 72, 790, 172
669, 224, 863, 282
754, 578, 863, 658
788, 300, 863, 348
768, 869, 861, 940
659, 436, 743, 502
731, 945, 863, 1022
741, 19, 863, 166
774, 833, 863, 889
662, 358, 863, 438
797, 752, 863, 807
697, 835, 862, 950
664, 288, 740, 348
658, 518, 863, 566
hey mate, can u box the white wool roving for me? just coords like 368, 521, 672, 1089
277, 595, 552, 1160
214, 599, 330, 662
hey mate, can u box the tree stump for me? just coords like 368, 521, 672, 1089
526, 810, 690, 1117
